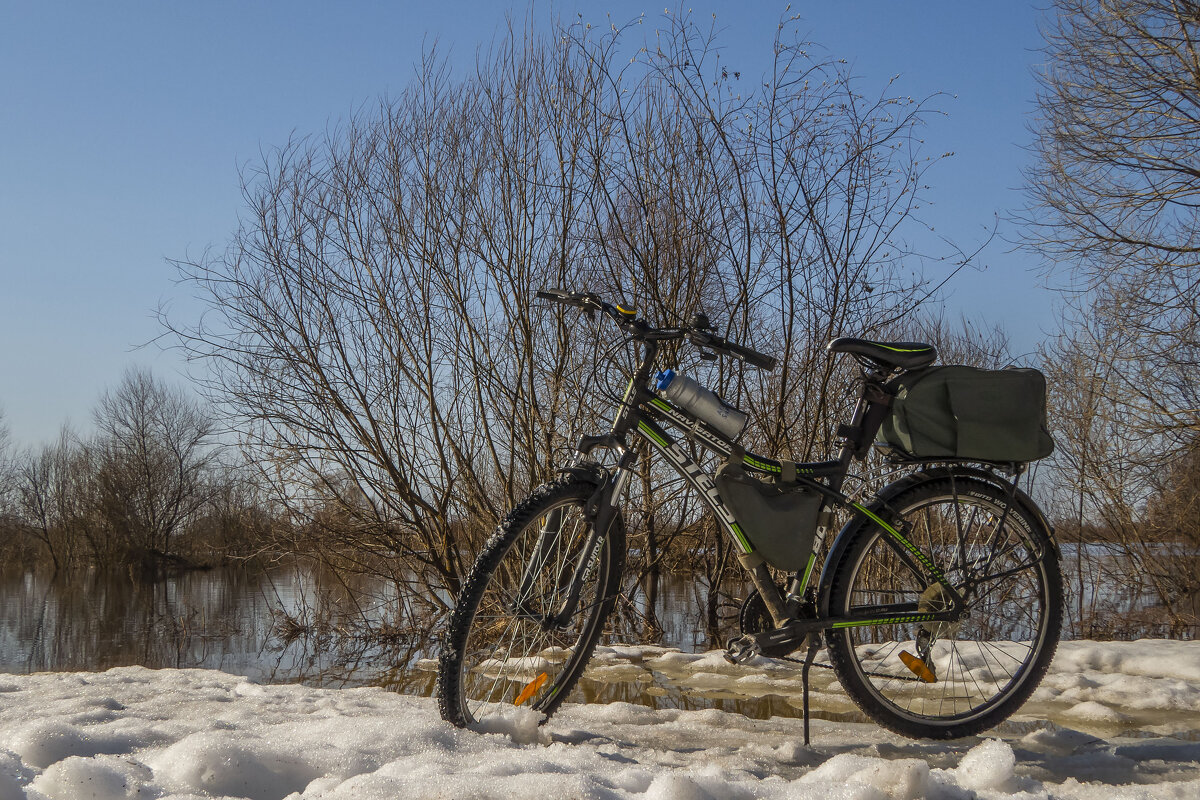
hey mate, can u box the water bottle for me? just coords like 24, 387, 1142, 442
654, 370, 748, 441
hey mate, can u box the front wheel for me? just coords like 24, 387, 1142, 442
826, 474, 1062, 739
436, 475, 624, 728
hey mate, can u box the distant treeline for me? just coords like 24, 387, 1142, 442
0, 368, 273, 571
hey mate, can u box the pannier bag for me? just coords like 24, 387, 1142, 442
714, 460, 822, 571
878, 365, 1054, 463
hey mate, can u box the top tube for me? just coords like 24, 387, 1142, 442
642, 395, 843, 478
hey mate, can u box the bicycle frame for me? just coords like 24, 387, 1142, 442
555, 336, 966, 643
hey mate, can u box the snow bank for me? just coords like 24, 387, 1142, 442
0, 640, 1197, 799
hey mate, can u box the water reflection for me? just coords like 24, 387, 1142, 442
0, 556, 1188, 736
0, 566, 748, 689
0, 566, 424, 689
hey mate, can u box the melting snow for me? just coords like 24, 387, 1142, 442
0, 640, 1197, 799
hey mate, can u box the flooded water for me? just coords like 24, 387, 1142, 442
0, 565, 729, 686
0, 566, 337, 682
0, 564, 860, 722
0, 546, 1188, 728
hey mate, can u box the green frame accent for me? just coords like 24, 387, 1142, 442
832, 613, 937, 629
851, 502, 948, 585
636, 420, 670, 450
729, 523, 753, 553
743, 454, 782, 474
798, 553, 817, 593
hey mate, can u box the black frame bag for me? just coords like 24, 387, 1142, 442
714, 459, 822, 571
878, 365, 1054, 463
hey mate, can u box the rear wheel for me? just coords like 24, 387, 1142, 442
436, 476, 624, 728
826, 475, 1062, 739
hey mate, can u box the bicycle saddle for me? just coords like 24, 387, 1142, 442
827, 337, 937, 371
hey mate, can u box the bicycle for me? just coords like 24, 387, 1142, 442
436, 289, 1063, 741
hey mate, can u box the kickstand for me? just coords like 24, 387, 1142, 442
801, 634, 821, 746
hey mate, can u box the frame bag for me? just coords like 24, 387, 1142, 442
878, 365, 1054, 463
714, 460, 822, 571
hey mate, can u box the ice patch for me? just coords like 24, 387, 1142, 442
645, 773, 716, 800
1020, 726, 1101, 756
0, 774, 21, 800
10, 722, 118, 769
801, 754, 930, 800
467, 705, 545, 745
0, 750, 28, 800
1062, 700, 1131, 723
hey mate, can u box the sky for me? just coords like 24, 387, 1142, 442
0, 1, 1050, 448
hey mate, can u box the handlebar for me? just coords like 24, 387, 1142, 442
535, 288, 777, 372
690, 330, 777, 371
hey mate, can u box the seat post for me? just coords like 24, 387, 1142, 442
832, 391, 869, 492
832, 375, 894, 489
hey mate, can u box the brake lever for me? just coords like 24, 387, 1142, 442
699, 350, 717, 362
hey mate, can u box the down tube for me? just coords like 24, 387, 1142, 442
633, 418, 755, 556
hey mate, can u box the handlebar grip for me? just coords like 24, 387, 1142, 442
536, 288, 572, 302
695, 332, 777, 371
727, 341, 777, 371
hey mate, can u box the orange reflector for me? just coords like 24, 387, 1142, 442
513, 672, 549, 706
899, 651, 937, 683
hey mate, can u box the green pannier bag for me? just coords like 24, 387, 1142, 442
714, 460, 822, 571
878, 365, 1054, 463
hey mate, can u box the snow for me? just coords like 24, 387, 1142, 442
0, 640, 1196, 799
953, 737, 1016, 792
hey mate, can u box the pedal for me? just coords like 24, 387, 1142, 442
724, 636, 760, 664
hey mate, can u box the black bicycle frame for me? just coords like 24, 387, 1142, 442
556, 337, 965, 635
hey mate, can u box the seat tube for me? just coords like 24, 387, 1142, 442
832, 392, 869, 492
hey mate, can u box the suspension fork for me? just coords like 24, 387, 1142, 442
550, 454, 635, 627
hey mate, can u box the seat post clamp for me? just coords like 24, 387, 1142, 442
837, 423, 860, 441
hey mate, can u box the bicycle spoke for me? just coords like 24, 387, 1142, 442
833, 479, 1059, 735
452, 491, 613, 725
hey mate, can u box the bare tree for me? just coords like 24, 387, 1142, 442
1027, 0, 1200, 444
1042, 306, 1200, 637
1144, 435, 1200, 633
93, 367, 217, 563
1027, 1, 1200, 637
13, 427, 96, 570
0, 408, 12, 514
167, 12, 967, 623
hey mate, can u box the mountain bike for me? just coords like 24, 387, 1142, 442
436, 290, 1063, 741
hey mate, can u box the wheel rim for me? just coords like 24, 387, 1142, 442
840, 490, 1052, 725
457, 496, 608, 725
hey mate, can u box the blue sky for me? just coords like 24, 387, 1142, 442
0, 1, 1049, 447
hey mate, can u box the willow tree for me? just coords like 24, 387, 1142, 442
1028, 0, 1200, 443
1028, 0, 1200, 635
169, 12, 962, 615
